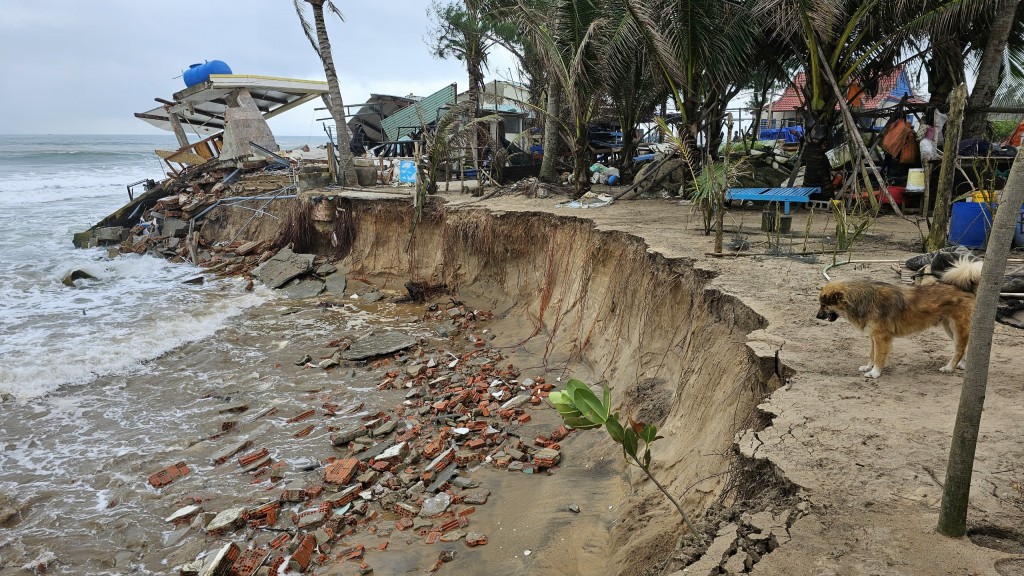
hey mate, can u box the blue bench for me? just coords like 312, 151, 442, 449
725, 187, 820, 214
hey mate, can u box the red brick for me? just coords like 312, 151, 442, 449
148, 462, 190, 488
324, 458, 358, 485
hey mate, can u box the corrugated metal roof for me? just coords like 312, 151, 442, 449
380, 84, 457, 141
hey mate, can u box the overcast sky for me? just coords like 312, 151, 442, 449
0, 1, 517, 137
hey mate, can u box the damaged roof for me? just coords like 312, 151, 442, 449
135, 74, 328, 135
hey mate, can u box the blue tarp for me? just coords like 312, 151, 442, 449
759, 126, 804, 143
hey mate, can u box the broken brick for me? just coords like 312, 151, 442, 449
287, 409, 316, 423
148, 462, 190, 488
231, 547, 270, 576
324, 458, 358, 485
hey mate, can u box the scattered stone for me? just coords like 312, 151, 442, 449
462, 489, 490, 505
315, 263, 338, 276
182, 276, 204, 285
282, 278, 326, 299
419, 493, 451, 518
165, 505, 202, 524
324, 271, 347, 295
61, 269, 97, 287
440, 530, 466, 542
296, 354, 312, 366
341, 332, 417, 361
251, 247, 314, 289
568, 503, 580, 514
204, 507, 247, 533
361, 291, 385, 303
160, 217, 189, 238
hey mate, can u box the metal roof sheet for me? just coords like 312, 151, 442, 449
135, 74, 329, 135
380, 84, 456, 141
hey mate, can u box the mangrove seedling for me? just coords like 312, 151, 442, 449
548, 379, 702, 541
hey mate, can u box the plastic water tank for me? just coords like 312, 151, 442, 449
183, 60, 232, 87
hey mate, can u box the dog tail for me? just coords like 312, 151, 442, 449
939, 256, 983, 293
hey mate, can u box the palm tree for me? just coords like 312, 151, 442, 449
962, 0, 1023, 137
611, 0, 761, 163
293, 0, 356, 185
517, 0, 605, 196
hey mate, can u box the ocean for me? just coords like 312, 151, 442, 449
0, 134, 317, 399
0, 134, 414, 574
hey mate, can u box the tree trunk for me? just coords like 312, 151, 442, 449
572, 127, 590, 198
540, 79, 562, 183
308, 0, 356, 186
937, 143, 1024, 537
802, 138, 831, 190
926, 84, 968, 252
927, 37, 967, 114
962, 0, 1021, 138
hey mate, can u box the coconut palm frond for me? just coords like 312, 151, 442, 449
293, 0, 320, 56
325, 0, 345, 21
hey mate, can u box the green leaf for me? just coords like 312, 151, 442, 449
563, 415, 602, 430
566, 379, 588, 396
642, 448, 651, 469
603, 386, 611, 413
623, 427, 639, 459
572, 385, 608, 424
605, 417, 625, 444
548, 390, 567, 405
641, 425, 658, 445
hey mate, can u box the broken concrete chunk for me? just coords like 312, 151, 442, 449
341, 332, 417, 361
160, 217, 189, 238
419, 492, 451, 518
371, 420, 396, 438
462, 488, 490, 505
282, 278, 326, 300
165, 504, 202, 523
211, 440, 252, 466
251, 247, 315, 289
330, 426, 366, 447
204, 507, 247, 533
324, 271, 347, 295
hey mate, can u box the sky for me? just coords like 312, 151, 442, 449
0, 1, 517, 137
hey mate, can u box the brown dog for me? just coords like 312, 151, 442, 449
816, 280, 976, 378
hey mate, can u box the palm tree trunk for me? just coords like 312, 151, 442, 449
540, 79, 562, 183
962, 0, 1021, 138
938, 143, 1024, 536
926, 84, 968, 252
308, 0, 356, 186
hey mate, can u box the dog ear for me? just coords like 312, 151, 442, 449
820, 290, 843, 305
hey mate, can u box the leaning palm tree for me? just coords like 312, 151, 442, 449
517, 0, 605, 197
293, 0, 357, 185
961, 0, 1023, 137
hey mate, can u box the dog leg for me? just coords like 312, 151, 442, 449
859, 337, 875, 373
865, 331, 892, 378
941, 318, 970, 372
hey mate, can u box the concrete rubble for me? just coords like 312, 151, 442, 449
147, 299, 572, 575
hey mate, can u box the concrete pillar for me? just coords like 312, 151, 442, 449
218, 88, 280, 161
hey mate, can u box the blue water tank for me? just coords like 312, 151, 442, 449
949, 202, 991, 249
183, 60, 232, 87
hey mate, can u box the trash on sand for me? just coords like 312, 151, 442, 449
557, 192, 614, 209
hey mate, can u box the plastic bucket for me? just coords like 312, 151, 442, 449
949, 202, 991, 248
885, 186, 904, 206
906, 168, 925, 191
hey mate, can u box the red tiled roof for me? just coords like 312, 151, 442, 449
768, 68, 922, 111
769, 72, 806, 111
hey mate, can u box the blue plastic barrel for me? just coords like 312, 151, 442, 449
949, 202, 991, 249
183, 60, 232, 87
